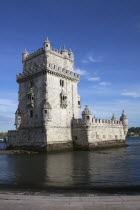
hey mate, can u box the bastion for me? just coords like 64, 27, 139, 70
7, 38, 128, 152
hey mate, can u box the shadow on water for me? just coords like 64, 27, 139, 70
0, 137, 140, 194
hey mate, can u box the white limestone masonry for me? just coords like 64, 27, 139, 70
7, 38, 128, 151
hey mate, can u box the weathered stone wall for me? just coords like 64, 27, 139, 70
72, 119, 126, 149
46, 71, 80, 144
25, 53, 45, 72
7, 130, 17, 147
18, 73, 45, 128
47, 49, 74, 71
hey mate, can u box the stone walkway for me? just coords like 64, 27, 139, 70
0, 193, 140, 209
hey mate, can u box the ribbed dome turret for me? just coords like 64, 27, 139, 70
15, 107, 21, 115
111, 113, 116, 121
44, 37, 50, 43
22, 49, 28, 54
82, 105, 92, 115
61, 46, 68, 52
120, 110, 127, 121
22, 49, 28, 63
69, 49, 74, 60
43, 100, 52, 109
61, 46, 68, 58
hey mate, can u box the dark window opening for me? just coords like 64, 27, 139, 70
45, 110, 47, 114
30, 110, 33, 118
46, 44, 48, 47
87, 116, 89, 119
78, 101, 80, 105
60, 79, 64, 87
62, 80, 64, 87
30, 80, 33, 88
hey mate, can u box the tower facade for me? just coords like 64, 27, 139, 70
11, 38, 80, 151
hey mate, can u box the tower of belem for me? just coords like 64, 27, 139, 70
8, 38, 128, 151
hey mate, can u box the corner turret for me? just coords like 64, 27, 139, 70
43, 100, 52, 126
44, 37, 50, 50
111, 113, 116, 121
22, 49, 28, 63
69, 49, 74, 61
120, 110, 128, 136
15, 108, 21, 129
44, 37, 51, 59
61, 46, 68, 58
82, 105, 92, 125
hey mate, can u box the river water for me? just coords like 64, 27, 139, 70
0, 137, 140, 194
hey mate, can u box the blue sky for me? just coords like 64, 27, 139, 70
0, 0, 140, 131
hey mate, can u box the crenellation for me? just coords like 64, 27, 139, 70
25, 48, 44, 61
72, 117, 123, 128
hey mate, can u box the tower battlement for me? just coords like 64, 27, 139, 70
25, 48, 44, 61
23, 47, 73, 62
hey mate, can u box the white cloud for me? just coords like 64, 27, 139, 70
88, 77, 100, 81
0, 114, 14, 121
0, 99, 17, 106
0, 98, 17, 131
81, 56, 103, 64
81, 59, 89, 64
121, 92, 140, 98
99, 82, 111, 86
74, 68, 87, 75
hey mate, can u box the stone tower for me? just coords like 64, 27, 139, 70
14, 38, 80, 151
7, 37, 128, 152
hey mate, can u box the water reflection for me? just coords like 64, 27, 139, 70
46, 152, 73, 187
0, 137, 140, 189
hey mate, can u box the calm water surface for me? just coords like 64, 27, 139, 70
0, 137, 140, 193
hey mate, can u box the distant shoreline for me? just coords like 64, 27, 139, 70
127, 135, 140, 137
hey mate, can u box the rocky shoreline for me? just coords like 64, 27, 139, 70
0, 150, 39, 155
